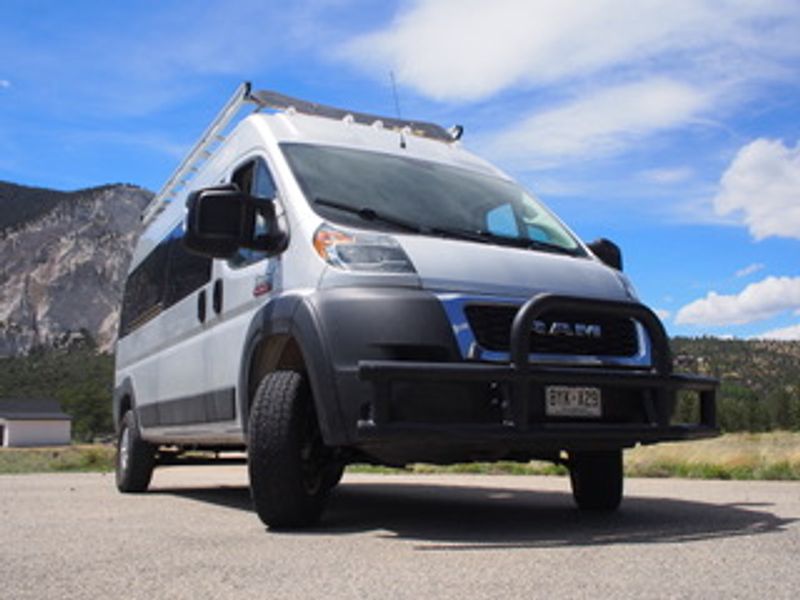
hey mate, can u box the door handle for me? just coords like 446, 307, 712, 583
197, 289, 207, 323
213, 279, 223, 314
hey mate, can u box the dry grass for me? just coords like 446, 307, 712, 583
351, 433, 800, 480
0, 444, 114, 474
625, 431, 800, 479
2, 433, 800, 479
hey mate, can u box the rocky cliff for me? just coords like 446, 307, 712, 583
0, 181, 152, 355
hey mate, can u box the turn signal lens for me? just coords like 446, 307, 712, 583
312, 224, 416, 273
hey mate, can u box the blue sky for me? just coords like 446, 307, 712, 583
1, 0, 799, 339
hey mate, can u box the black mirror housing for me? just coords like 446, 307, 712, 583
587, 238, 623, 271
183, 184, 286, 259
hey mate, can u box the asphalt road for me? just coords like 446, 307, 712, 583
1, 466, 798, 599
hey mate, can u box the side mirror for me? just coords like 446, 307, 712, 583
587, 238, 623, 271
183, 184, 286, 259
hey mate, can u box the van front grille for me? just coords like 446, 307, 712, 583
464, 304, 639, 357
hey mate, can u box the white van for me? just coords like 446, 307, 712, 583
114, 83, 718, 528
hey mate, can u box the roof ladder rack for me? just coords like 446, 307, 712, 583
140, 81, 259, 226
140, 81, 461, 226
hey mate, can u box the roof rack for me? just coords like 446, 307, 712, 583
250, 89, 458, 143
141, 81, 258, 225
141, 82, 461, 226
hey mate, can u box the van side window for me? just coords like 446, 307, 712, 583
228, 158, 278, 268
119, 240, 170, 337
253, 161, 277, 198
165, 225, 212, 306
120, 225, 212, 338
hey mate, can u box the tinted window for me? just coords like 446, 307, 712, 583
166, 226, 212, 306
120, 225, 212, 338
253, 161, 276, 198
282, 143, 583, 255
119, 240, 169, 337
228, 158, 278, 269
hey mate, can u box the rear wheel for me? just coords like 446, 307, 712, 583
248, 370, 334, 529
569, 450, 623, 511
115, 409, 156, 493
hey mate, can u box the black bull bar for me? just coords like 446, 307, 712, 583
357, 294, 718, 445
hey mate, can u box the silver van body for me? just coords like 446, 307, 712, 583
114, 84, 717, 527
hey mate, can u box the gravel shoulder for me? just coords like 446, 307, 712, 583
1, 466, 798, 599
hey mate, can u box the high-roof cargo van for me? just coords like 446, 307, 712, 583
114, 83, 718, 528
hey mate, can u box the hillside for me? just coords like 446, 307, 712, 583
0, 181, 120, 233
0, 181, 152, 355
673, 337, 800, 395
672, 337, 800, 431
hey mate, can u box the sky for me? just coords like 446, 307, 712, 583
1, 0, 799, 340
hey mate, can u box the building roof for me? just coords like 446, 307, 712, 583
0, 398, 71, 421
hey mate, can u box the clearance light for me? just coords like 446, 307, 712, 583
312, 224, 416, 273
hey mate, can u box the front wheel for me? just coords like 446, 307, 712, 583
248, 370, 334, 529
115, 410, 156, 493
569, 450, 623, 511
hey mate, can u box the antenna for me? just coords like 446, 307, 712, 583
390, 71, 402, 120
389, 71, 407, 149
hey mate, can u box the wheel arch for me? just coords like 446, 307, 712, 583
239, 294, 347, 445
112, 377, 136, 434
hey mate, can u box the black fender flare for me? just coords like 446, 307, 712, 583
112, 377, 136, 434
238, 292, 349, 446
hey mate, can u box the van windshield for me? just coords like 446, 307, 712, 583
281, 143, 584, 255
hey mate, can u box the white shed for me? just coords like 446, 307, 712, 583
0, 398, 72, 447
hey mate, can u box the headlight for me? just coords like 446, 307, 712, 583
312, 224, 416, 273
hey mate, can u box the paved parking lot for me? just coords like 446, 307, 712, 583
1, 466, 798, 599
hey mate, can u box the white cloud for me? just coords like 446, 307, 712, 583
485, 78, 709, 166
675, 276, 800, 326
339, 1, 800, 173
341, 0, 800, 102
735, 263, 765, 278
714, 138, 800, 241
753, 323, 800, 341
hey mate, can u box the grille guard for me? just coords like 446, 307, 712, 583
358, 294, 718, 439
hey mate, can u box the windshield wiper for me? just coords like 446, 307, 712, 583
427, 226, 492, 245
431, 226, 577, 255
475, 230, 578, 255
314, 197, 422, 233
314, 197, 578, 255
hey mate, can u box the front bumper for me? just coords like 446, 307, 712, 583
355, 294, 718, 459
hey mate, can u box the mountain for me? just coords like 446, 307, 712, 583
0, 181, 152, 356
672, 336, 800, 431
672, 337, 800, 394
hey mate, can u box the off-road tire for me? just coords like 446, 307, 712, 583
248, 370, 332, 529
321, 462, 346, 491
115, 410, 156, 493
569, 450, 623, 511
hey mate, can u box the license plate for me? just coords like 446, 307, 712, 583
545, 386, 602, 418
